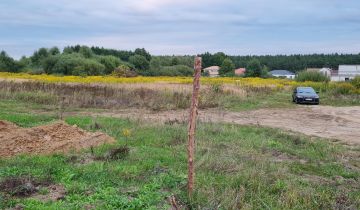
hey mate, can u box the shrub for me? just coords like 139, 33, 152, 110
72, 59, 105, 76
51, 54, 105, 76
129, 55, 150, 71
150, 65, 193, 76
329, 82, 356, 95
96, 55, 122, 74
296, 71, 330, 82
350, 76, 360, 89
112, 65, 137, 77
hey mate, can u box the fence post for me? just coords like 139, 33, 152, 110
188, 56, 202, 198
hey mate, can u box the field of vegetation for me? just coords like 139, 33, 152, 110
0, 73, 359, 209
0, 98, 359, 209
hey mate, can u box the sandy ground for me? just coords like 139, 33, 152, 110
0, 120, 115, 157
74, 105, 360, 145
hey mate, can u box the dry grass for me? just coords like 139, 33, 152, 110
0, 80, 251, 111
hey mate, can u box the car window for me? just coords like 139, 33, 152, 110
298, 88, 315, 94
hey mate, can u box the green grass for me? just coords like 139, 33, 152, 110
0, 102, 359, 209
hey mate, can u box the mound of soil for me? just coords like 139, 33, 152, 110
0, 120, 115, 157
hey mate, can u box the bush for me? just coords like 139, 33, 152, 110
72, 59, 105, 76
52, 53, 105, 76
350, 76, 360, 89
129, 55, 150, 71
112, 65, 138, 77
296, 71, 330, 82
329, 82, 357, 95
96, 55, 122, 74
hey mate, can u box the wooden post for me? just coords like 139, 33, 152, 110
188, 56, 202, 198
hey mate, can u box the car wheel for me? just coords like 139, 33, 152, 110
295, 98, 299, 104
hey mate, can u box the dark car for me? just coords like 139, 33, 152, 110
292, 87, 319, 104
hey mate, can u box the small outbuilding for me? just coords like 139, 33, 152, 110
269, 70, 296, 79
203, 66, 220, 77
234, 68, 246, 76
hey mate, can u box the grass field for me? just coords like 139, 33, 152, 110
0, 74, 359, 209
0, 99, 359, 209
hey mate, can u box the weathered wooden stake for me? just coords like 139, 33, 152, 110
188, 56, 202, 198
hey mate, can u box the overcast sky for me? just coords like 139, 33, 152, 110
1, 0, 360, 58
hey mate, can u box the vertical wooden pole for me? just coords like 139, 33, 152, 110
188, 56, 202, 198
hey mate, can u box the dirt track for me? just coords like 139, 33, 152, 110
76, 105, 360, 144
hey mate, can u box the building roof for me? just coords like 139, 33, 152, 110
270, 70, 295, 75
203, 66, 220, 71
234, 68, 246, 75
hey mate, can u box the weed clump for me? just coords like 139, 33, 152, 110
104, 146, 130, 160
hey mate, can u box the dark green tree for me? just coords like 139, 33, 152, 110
79, 46, 93, 58
0, 51, 19, 72
31, 48, 49, 64
171, 57, 179, 65
219, 58, 235, 75
96, 55, 122, 74
129, 55, 150, 71
211, 52, 227, 66
134, 48, 151, 61
245, 59, 262, 77
49, 47, 60, 55
150, 57, 161, 70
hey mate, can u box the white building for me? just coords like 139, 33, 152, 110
319, 68, 332, 78
269, 70, 296, 79
203, 66, 220, 77
331, 65, 360, 81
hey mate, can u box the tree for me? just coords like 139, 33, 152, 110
0, 51, 19, 72
63, 46, 74, 54
245, 59, 262, 77
79, 46, 93, 58
219, 58, 235, 75
42, 55, 60, 74
72, 59, 105, 76
200, 52, 212, 68
96, 55, 122, 74
49, 47, 60, 55
134, 48, 151, 61
150, 57, 161, 70
129, 55, 150, 71
171, 57, 179, 65
211, 52, 227, 66
31, 48, 49, 64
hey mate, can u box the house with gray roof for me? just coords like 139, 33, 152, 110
269, 70, 296, 79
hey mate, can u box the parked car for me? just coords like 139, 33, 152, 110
292, 87, 319, 104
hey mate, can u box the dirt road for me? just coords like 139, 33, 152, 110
75, 105, 360, 144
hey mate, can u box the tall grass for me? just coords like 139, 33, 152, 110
295, 71, 330, 82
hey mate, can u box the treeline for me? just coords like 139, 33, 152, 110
201, 52, 360, 72
0, 45, 195, 76
0, 46, 359, 77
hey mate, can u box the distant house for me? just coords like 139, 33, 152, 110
234, 68, 246, 76
203, 66, 220, 77
331, 65, 360, 81
319, 68, 332, 78
269, 70, 296, 79
307, 67, 332, 78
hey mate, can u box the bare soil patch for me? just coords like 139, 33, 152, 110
0, 120, 115, 157
71, 105, 360, 144
0, 176, 66, 202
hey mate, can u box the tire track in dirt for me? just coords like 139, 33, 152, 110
66, 106, 360, 144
